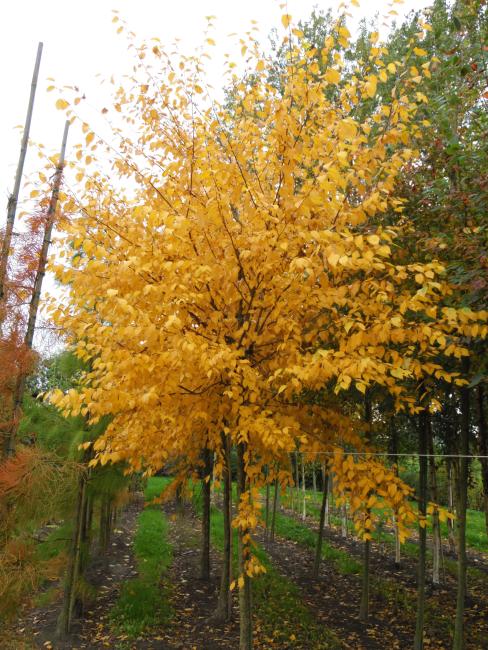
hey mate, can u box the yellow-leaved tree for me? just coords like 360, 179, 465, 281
48, 11, 487, 649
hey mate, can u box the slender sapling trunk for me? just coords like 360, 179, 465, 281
453, 361, 470, 650
201, 446, 213, 580
414, 410, 429, 650
313, 470, 329, 578
236, 441, 252, 650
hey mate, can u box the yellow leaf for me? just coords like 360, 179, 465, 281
364, 76, 377, 99
281, 14, 292, 28
325, 68, 341, 85
328, 252, 340, 268
413, 47, 428, 56
55, 99, 69, 110
83, 240, 95, 255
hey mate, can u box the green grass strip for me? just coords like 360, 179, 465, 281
272, 511, 362, 575
110, 477, 173, 637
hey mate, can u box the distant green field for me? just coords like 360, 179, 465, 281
280, 486, 487, 554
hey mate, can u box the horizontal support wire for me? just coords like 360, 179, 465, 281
282, 451, 488, 459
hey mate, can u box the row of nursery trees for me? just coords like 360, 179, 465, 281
0, 1, 487, 649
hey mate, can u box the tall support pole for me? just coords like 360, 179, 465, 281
0, 42, 43, 308
25, 120, 69, 347
3, 121, 69, 457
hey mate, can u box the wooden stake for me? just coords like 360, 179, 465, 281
0, 43, 43, 307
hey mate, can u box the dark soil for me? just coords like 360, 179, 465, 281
261, 530, 414, 650
272, 506, 488, 649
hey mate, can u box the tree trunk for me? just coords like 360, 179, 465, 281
56, 466, 88, 637
294, 452, 300, 514
360, 392, 372, 622
270, 478, 279, 543
341, 500, 348, 538
359, 538, 371, 622
389, 416, 401, 567
236, 441, 252, 650
477, 385, 488, 538
453, 361, 470, 650
414, 410, 429, 650
0, 43, 43, 311
288, 454, 293, 512
215, 434, 232, 622
301, 454, 306, 520
175, 483, 184, 515
394, 518, 401, 568
201, 447, 213, 580
313, 470, 329, 578
312, 462, 317, 503
211, 453, 217, 504
428, 430, 441, 587
324, 464, 330, 528
447, 460, 457, 554
264, 470, 270, 543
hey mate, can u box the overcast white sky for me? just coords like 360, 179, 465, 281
0, 0, 430, 351
0, 0, 433, 202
